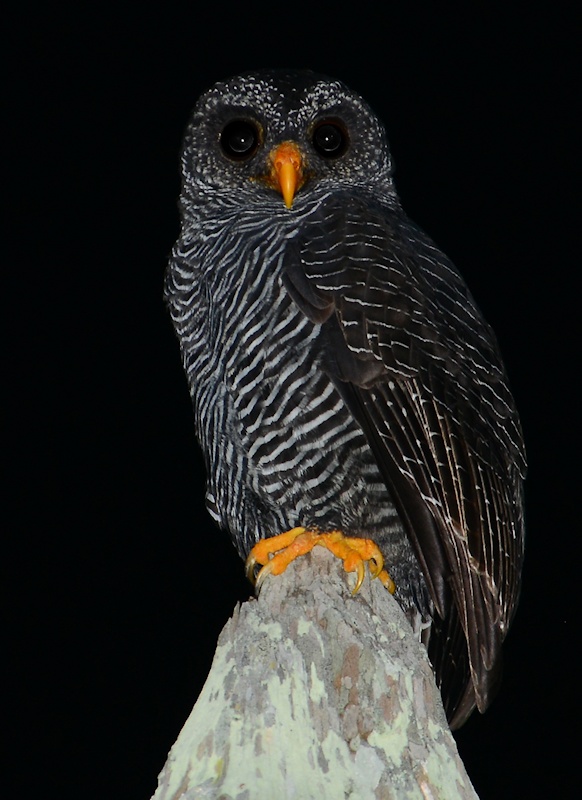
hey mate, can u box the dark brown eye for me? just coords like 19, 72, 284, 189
220, 119, 260, 160
312, 120, 349, 158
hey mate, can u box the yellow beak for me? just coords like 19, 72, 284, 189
269, 141, 304, 208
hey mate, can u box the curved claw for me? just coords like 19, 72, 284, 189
368, 552, 384, 579
378, 568, 396, 595
245, 553, 259, 585
255, 561, 275, 592
351, 561, 366, 595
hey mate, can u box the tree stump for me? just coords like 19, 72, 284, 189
151, 547, 479, 799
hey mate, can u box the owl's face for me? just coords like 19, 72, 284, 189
180, 70, 394, 212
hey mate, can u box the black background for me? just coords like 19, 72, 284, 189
8, 3, 578, 798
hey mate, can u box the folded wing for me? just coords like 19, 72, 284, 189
283, 192, 526, 727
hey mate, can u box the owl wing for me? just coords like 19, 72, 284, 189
282, 191, 526, 727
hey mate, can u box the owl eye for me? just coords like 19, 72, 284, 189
312, 120, 349, 158
220, 119, 261, 160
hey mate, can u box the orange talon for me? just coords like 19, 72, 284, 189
245, 526, 308, 584
245, 527, 396, 595
377, 569, 396, 594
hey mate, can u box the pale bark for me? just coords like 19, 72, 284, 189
151, 548, 479, 800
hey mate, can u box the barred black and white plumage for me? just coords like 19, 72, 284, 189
165, 70, 526, 729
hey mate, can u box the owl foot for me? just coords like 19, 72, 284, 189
245, 527, 396, 595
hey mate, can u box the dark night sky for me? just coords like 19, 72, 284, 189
7, 4, 578, 798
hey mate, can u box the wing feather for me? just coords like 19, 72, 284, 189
284, 191, 526, 727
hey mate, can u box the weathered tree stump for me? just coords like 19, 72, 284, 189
151, 547, 479, 799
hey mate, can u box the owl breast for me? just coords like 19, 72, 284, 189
170, 214, 405, 563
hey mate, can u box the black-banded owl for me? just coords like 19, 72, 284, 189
164, 70, 526, 729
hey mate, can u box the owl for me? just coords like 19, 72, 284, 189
165, 70, 526, 729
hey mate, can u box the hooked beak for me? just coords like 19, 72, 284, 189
267, 141, 305, 208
